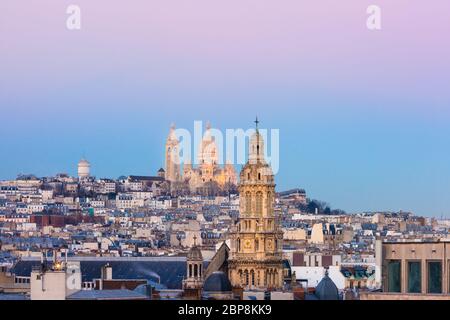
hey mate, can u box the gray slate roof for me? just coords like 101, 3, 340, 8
11, 257, 209, 290
67, 289, 148, 300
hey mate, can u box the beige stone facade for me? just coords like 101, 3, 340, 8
360, 292, 450, 300
379, 241, 450, 299
228, 126, 284, 291
165, 124, 181, 182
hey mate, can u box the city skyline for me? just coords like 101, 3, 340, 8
1, 117, 448, 219
1, 1, 450, 217
0, 1, 449, 303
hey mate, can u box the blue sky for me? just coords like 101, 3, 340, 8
1, 1, 449, 217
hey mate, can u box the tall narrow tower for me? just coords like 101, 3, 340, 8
165, 124, 181, 182
198, 121, 219, 183
77, 158, 90, 179
228, 118, 284, 291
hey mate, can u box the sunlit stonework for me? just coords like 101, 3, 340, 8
228, 119, 284, 291
165, 122, 237, 195
165, 123, 181, 183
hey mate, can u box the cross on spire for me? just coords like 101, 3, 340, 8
254, 116, 259, 131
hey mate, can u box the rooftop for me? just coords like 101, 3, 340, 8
67, 289, 148, 300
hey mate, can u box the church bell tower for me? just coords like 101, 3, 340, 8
228, 118, 284, 291
165, 123, 181, 182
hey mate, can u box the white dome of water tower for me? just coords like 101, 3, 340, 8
77, 158, 91, 178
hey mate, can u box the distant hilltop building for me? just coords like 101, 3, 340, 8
164, 122, 237, 195
165, 124, 181, 183
77, 158, 90, 179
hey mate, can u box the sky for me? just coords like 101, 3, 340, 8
1, 1, 449, 217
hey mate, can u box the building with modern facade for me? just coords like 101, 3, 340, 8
361, 241, 450, 300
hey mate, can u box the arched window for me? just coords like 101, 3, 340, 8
256, 192, 263, 214
189, 264, 192, 278
266, 192, 272, 210
245, 270, 249, 286
199, 264, 202, 277
251, 270, 255, 286
258, 172, 261, 180
245, 192, 252, 214
237, 238, 240, 252
194, 264, 198, 277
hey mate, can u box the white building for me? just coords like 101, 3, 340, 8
77, 158, 91, 178
116, 194, 145, 210
97, 179, 116, 194
30, 259, 82, 300
292, 266, 346, 290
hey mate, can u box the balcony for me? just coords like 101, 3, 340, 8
231, 252, 283, 261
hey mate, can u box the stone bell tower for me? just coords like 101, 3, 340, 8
228, 118, 284, 291
182, 236, 204, 299
165, 123, 181, 182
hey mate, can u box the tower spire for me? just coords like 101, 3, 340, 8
228, 116, 282, 291
254, 116, 259, 131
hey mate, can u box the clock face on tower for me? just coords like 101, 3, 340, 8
244, 239, 252, 249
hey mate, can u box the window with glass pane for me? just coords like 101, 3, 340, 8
388, 260, 401, 293
407, 261, 421, 293
427, 261, 442, 294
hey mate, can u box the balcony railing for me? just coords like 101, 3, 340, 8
231, 252, 283, 260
